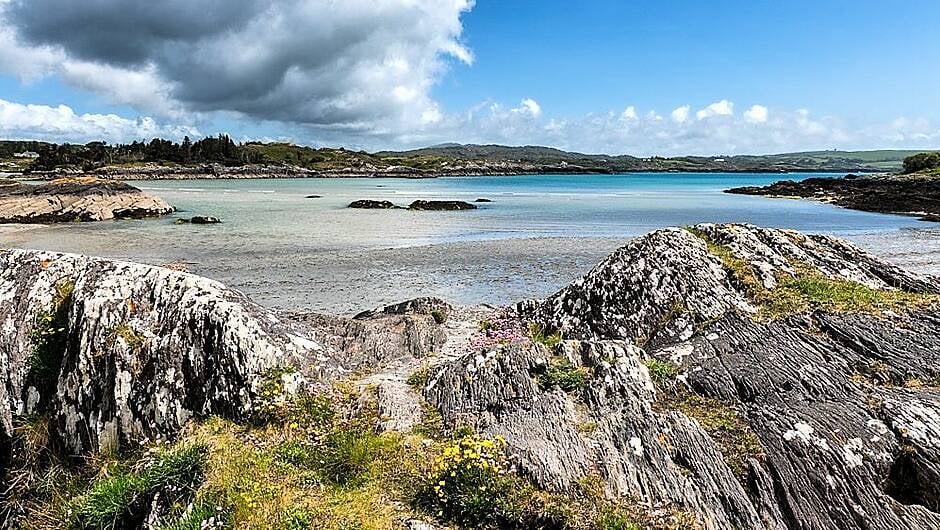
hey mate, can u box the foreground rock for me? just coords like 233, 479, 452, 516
0, 177, 174, 223
3, 224, 940, 529
726, 173, 940, 221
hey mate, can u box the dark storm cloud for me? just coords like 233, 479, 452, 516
3, 0, 474, 127
8, 0, 263, 65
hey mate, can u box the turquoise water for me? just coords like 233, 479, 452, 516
3, 173, 934, 313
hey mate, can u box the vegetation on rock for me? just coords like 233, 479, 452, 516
685, 227, 938, 319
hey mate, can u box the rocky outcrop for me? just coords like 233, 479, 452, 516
0, 250, 444, 461
457, 223, 940, 529
408, 200, 477, 211
4, 224, 940, 529
0, 177, 173, 223
726, 173, 940, 221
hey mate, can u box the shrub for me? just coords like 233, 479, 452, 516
415, 435, 516, 527
406, 366, 431, 390
429, 308, 447, 325
902, 152, 940, 174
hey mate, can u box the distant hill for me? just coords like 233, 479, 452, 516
3, 137, 937, 177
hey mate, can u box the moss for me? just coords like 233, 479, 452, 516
577, 421, 598, 434
930, 375, 940, 388
406, 366, 431, 390
685, 228, 938, 320
527, 322, 563, 347
110, 323, 146, 352
660, 391, 764, 481
643, 358, 681, 386
28, 280, 75, 403
537, 357, 590, 392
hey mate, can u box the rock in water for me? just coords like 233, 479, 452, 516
348, 199, 396, 209
0, 177, 174, 223
190, 216, 222, 224
408, 200, 477, 211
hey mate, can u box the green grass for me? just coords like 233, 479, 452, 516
685, 228, 938, 320
527, 322, 563, 347
643, 358, 681, 386
537, 357, 590, 392
72, 443, 208, 528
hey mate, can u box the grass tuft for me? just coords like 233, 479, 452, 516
685, 228, 938, 320
537, 357, 590, 392
527, 322, 563, 347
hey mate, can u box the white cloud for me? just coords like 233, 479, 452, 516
374, 100, 940, 157
514, 98, 542, 118
744, 104, 768, 123
696, 99, 734, 120
0, 98, 199, 143
621, 106, 637, 120
671, 105, 690, 123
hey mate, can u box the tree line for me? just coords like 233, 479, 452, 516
902, 152, 940, 174
26, 135, 265, 172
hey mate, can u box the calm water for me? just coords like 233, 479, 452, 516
3, 173, 936, 313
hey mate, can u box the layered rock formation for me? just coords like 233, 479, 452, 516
726, 173, 940, 222
0, 177, 174, 223
2, 224, 940, 529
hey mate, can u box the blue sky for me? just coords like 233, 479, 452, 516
0, 0, 938, 155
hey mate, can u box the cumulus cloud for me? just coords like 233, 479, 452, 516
515, 98, 542, 118
0, 0, 474, 129
671, 105, 690, 123
621, 106, 637, 120
744, 104, 769, 123
696, 99, 734, 120
375, 99, 940, 157
0, 98, 199, 143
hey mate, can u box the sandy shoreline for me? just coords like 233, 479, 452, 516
4, 225, 939, 315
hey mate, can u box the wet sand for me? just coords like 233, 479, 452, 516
4, 225, 938, 315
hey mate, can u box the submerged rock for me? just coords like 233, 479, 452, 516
0, 177, 174, 223
474, 198, 493, 203
3, 223, 940, 529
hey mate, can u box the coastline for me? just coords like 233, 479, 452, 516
4, 228, 937, 315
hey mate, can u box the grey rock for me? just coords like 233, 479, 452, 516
349, 199, 396, 209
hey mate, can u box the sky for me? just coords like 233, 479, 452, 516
0, 0, 938, 155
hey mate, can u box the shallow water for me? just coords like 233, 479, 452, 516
3, 173, 936, 314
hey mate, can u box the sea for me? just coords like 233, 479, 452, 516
3, 173, 937, 314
